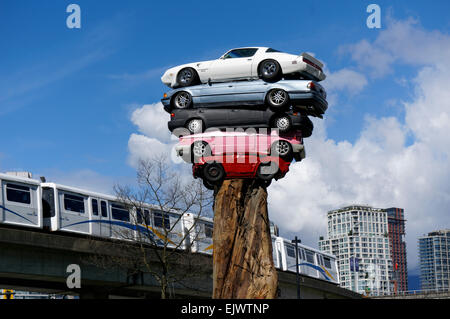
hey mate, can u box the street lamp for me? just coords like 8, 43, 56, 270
291, 236, 302, 299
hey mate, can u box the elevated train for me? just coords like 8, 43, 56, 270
0, 172, 339, 285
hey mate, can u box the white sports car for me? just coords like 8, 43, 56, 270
161, 47, 326, 88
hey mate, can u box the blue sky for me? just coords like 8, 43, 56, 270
1, 0, 448, 175
2, 1, 450, 289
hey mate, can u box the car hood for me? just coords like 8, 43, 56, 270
163, 60, 215, 75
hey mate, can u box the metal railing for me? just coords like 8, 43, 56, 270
371, 287, 450, 297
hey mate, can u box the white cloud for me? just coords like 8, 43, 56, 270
269, 19, 450, 276
127, 133, 178, 168
130, 103, 173, 143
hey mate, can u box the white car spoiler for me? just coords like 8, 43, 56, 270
299, 52, 324, 70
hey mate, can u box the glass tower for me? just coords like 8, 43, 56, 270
418, 229, 450, 291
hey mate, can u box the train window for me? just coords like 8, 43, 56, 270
324, 256, 332, 269
305, 250, 315, 263
300, 249, 306, 260
111, 203, 130, 222
317, 255, 323, 266
153, 210, 170, 229
6, 183, 31, 205
205, 223, 213, 238
64, 194, 85, 213
92, 199, 99, 216
101, 201, 108, 217
286, 245, 295, 258
137, 209, 151, 225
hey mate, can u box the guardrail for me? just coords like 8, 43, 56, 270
371, 288, 450, 297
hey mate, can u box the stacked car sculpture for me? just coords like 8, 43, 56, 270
161, 47, 328, 189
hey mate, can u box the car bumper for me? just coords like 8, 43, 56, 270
175, 144, 192, 162
168, 118, 187, 132
293, 146, 306, 162
289, 91, 328, 118
161, 98, 171, 112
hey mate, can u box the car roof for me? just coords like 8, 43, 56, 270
226, 46, 268, 51
182, 130, 282, 138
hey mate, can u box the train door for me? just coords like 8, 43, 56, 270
271, 237, 280, 269
298, 248, 307, 275
323, 255, 339, 284
303, 249, 317, 278
99, 200, 111, 237
42, 186, 56, 230
194, 220, 213, 255
110, 202, 132, 240
58, 191, 90, 234
316, 254, 324, 280
284, 242, 298, 273
1, 180, 40, 228
89, 198, 101, 237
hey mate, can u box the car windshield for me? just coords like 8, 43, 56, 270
222, 48, 258, 59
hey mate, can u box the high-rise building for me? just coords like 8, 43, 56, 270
319, 205, 393, 296
418, 229, 450, 291
385, 207, 408, 293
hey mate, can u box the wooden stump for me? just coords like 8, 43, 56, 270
212, 179, 278, 299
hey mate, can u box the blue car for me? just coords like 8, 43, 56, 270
161, 79, 328, 118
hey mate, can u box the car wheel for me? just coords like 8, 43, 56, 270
271, 140, 293, 161
266, 89, 289, 109
256, 162, 278, 181
202, 163, 225, 183
300, 115, 314, 138
177, 68, 199, 87
172, 91, 192, 109
273, 115, 292, 133
192, 141, 211, 159
259, 59, 282, 82
186, 119, 204, 134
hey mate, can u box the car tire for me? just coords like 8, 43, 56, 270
191, 141, 211, 161
177, 68, 199, 87
171, 91, 192, 109
256, 162, 278, 181
300, 114, 314, 138
272, 114, 292, 133
203, 179, 216, 190
270, 140, 293, 161
259, 59, 282, 82
266, 89, 289, 110
186, 119, 204, 134
202, 163, 225, 183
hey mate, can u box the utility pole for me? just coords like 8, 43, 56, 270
292, 236, 302, 299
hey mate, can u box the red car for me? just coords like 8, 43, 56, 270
176, 129, 305, 163
193, 154, 292, 189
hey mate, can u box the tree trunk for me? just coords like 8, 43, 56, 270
212, 179, 278, 299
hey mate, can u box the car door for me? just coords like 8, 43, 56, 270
232, 80, 267, 106
208, 48, 258, 81
200, 108, 231, 129
227, 108, 264, 127
197, 82, 236, 106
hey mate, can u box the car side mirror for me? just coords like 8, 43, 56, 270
208, 78, 212, 86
